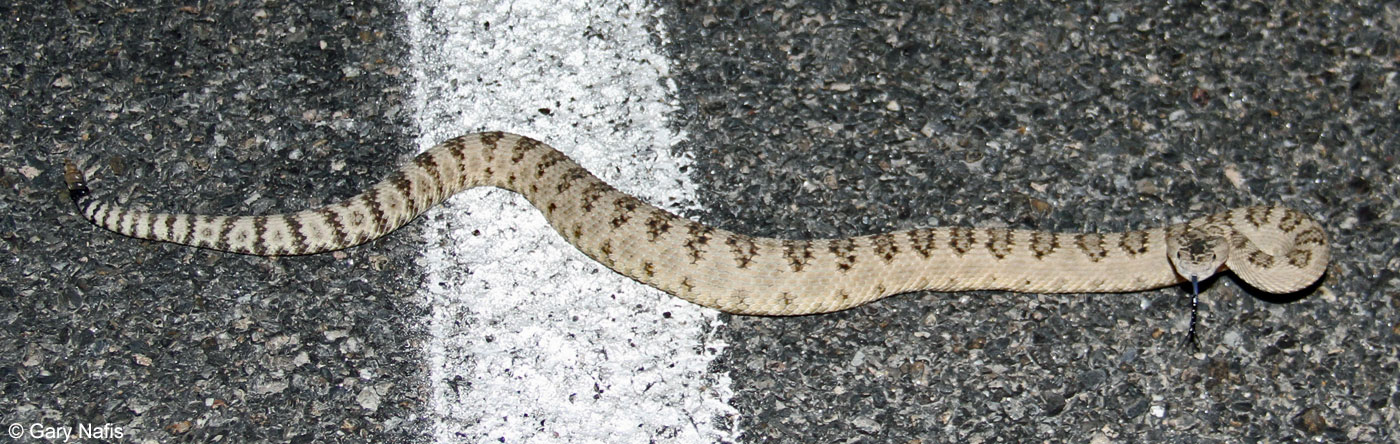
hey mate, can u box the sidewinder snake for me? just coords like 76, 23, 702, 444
64, 132, 1330, 339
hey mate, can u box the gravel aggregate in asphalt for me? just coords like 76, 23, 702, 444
2, 1, 1396, 442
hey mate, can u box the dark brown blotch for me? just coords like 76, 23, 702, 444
250, 216, 268, 255
725, 235, 759, 269
534, 149, 567, 180
1030, 231, 1059, 260
579, 182, 610, 213
382, 189, 410, 227
644, 211, 674, 241
609, 197, 639, 228
389, 171, 415, 204
949, 227, 976, 256
1231, 232, 1250, 249
214, 217, 237, 251
984, 228, 1014, 260
555, 167, 589, 194
1244, 206, 1271, 228
414, 152, 443, 195
872, 233, 900, 263
1075, 233, 1108, 262
1286, 249, 1312, 268
1118, 230, 1150, 256
598, 239, 614, 265
478, 131, 504, 150
1247, 250, 1275, 268
684, 223, 714, 263
317, 207, 350, 248
509, 136, 544, 164
907, 228, 938, 258
446, 136, 469, 160
164, 213, 179, 242
828, 238, 859, 271
1205, 212, 1231, 226
782, 240, 814, 272
1277, 208, 1305, 233
1294, 226, 1326, 247
283, 215, 308, 254
99, 205, 121, 231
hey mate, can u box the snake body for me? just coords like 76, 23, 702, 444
65, 132, 1329, 316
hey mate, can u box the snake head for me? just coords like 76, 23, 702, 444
1166, 225, 1230, 282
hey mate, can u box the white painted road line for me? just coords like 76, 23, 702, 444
402, 1, 737, 442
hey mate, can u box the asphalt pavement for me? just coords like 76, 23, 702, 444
2, 1, 1396, 442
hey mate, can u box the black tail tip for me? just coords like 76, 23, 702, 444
63, 159, 90, 205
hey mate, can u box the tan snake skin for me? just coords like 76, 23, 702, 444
64, 132, 1330, 316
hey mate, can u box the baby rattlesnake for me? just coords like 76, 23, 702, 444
65, 132, 1329, 322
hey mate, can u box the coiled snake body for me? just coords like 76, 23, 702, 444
65, 132, 1329, 320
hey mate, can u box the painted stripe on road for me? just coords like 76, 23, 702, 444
402, 1, 737, 442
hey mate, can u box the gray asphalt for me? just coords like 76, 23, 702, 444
670, 2, 1397, 442
3, 1, 1396, 442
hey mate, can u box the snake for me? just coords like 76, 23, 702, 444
64, 132, 1329, 326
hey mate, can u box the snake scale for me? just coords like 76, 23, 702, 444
65, 132, 1329, 320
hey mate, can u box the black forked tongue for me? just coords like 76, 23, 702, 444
1184, 276, 1201, 351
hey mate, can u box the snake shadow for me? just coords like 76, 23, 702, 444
1189, 270, 1328, 305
